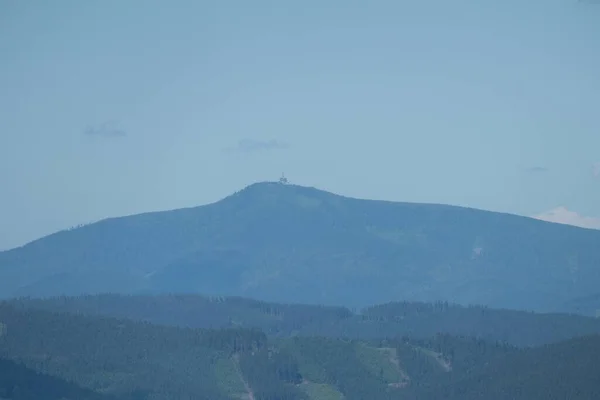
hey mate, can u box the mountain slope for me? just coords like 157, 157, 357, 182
1, 182, 600, 313
2, 302, 599, 400
414, 334, 600, 400
0, 303, 261, 400
0, 357, 118, 400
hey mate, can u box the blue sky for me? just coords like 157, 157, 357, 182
1, 0, 599, 249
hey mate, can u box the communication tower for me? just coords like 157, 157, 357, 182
279, 173, 289, 184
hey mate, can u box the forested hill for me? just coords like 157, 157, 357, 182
0, 357, 117, 400
1, 302, 600, 400
412, 334, 600, 400
2, 182, 600, 314
11, 294, 600, 347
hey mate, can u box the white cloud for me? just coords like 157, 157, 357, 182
532, 207, 600, 230
592, 162, 600, 178
222, 138, 289, 153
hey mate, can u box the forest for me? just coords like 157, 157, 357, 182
1, 297, 600, 399
12, 294, 600, 346
0, 356, 118, 400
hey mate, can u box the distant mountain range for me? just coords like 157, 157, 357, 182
1, 182, 599, 314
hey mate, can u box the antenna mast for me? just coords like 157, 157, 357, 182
279, 173, 288, 184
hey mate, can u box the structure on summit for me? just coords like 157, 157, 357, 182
279, 173, 289, 184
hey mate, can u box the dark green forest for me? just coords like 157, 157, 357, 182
1, 299, 600, 399
0, 357, 117, 400
13, 294, 600, 347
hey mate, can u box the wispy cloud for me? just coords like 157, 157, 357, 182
223, 138, 289, 153
532, 207, 600, 230
592, 162, 600, 178
83, 121, 127, 138
525, 166, 549, 173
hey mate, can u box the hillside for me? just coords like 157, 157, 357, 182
1, 182, 600, 313
13, 294, 600, 347
1, 302, 599, 400
412, 334, 600, 400
0, 357, 117, 400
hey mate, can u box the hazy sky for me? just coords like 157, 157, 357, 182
1, 0, 599, 250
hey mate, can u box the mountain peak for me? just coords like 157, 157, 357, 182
221, 181, 340, 208
236, 181, 328, 196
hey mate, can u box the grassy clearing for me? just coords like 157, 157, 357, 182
301, 382, 344, 400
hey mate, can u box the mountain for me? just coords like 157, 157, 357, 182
1, 302, 599, 400
13, 294, 600, 347
1, 182, 600, 313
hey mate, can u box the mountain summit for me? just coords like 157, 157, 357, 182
1, 182, 599, 314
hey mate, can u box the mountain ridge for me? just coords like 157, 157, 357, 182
6, 181, 596, 251
1, 182, 599, 314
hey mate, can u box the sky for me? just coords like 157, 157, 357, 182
1, 0, 600, 250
